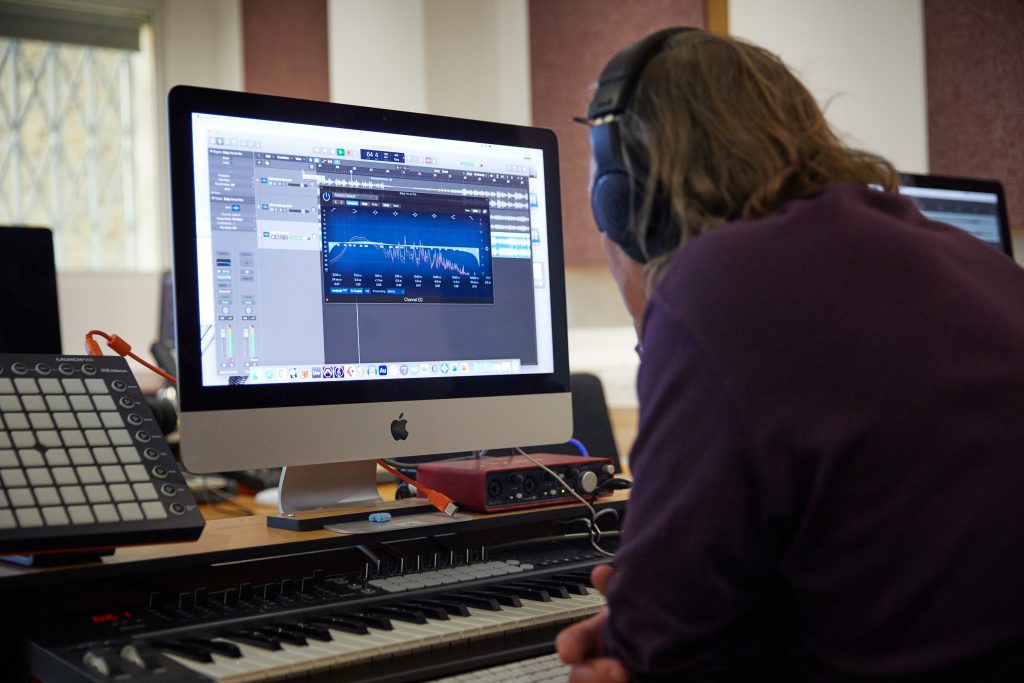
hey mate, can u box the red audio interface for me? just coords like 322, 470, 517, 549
416, 454, 615, 512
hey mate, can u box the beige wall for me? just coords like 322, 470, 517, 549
729, 0, 928, 173
327, 0, 530, 125
423, 0, 531, 125
327, 0, 427, 112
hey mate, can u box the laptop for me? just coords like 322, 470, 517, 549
898, 173, 1013, 257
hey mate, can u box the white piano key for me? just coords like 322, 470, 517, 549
156, 588, 606, 682
216, 638, 311, 680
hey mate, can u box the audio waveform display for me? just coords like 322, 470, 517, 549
321, 189, 493, 305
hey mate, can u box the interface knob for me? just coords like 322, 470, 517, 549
578, 470, 599, 494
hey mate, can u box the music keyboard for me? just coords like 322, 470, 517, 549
25, 548, 608, 682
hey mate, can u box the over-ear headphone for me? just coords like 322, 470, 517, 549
588, 27, 696, 263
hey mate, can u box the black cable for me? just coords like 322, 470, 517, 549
590, 477, 632, 504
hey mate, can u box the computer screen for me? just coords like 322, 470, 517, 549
0, 227, 61, 354
168, 87, 572, 510
898, 173, 1013, 257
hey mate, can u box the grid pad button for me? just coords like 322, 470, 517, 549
35, 487, 61, 506
133, 483, 158, 500
61, 378, 86, 394
92, 504, 119, 523
16, 508, 43, 527
39, 378, 63, 394
93, 447, 118, 464
141, 501, 167, 520
54, 413, 78, 429
117, 503, 144, 521
23, 395, 47, 412
93, 395, 117, 411
9, 488, 35, 507
14, 378, 39, 394
42, 507, 70, 526
46, 395, 71, 411
60, 487, 87, 505
11, 431, 34, 448
69, 395, 93, 411
67, 506, 94, 524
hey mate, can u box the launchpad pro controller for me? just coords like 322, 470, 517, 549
416, 454, 615, 512
0, 354, 204, 556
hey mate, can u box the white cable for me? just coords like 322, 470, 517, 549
515, 448, 615, 558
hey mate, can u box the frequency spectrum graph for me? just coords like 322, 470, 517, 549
321, 190, 494, 304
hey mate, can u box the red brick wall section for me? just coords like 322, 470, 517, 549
243, 0, 329, 101
529, 0, 706, 265
924, 0, 1024, 230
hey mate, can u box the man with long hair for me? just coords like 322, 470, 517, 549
557, 28, 1024, 682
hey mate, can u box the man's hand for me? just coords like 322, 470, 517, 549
556, 564, 629, 683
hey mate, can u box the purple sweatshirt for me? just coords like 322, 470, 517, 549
604, 184, 1024, 681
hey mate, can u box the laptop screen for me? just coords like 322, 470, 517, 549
898, 173, 1013, 257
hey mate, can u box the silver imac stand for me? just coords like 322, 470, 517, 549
277, 461, 381, 513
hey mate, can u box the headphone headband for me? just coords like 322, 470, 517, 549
587, 27, 697, 263
588, 27, 696, 120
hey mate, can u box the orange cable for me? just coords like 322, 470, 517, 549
377, 459, 458, 517
85, 329, 177, 384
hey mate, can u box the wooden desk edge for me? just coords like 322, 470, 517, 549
0, 489, 630, 582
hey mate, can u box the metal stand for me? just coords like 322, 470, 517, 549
277, 461, 381, 513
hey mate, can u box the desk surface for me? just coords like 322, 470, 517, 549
0, 488, 629, 587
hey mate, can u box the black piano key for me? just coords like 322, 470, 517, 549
258, 625, 308, 646
513, 580, 571, 599
411, 598, 471, 617
442, 592, 503, 611
470, 589, 526, 608
364, 605, 428, 625
182, 637, 242, 659
308, 615, 370, 635
398, 600, 451, 620
290, 622, 333, 641
222, 629, 283, 651
487, 585, 551, 602
153, 640, 214, 663
545, 576, 590, 595
344, 611, 394, 630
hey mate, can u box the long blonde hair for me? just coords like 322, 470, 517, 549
619, 30, 898, 277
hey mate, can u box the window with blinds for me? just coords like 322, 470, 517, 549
0, 1, 158, 271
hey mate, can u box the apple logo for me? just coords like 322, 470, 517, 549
390, 412, 409, 441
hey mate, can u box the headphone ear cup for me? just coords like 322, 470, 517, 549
591, 171, 647, 262
590, 122, 649, 263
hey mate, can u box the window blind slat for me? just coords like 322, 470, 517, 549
0, 2, 143, 51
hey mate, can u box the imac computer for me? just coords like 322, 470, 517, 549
167, 86, 572, 512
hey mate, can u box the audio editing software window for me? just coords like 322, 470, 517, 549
898, 187, 1003, 250
192, 114, 553, 386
